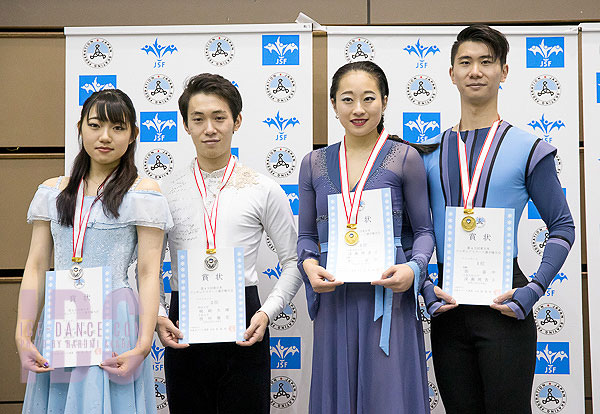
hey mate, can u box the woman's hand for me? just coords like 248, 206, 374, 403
16, 338, 52, 373
303, 259, 343, 293
100, 347, 147, 382
371, 264, 415, 293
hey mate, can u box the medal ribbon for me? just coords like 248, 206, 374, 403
72, 174, 112, 263
192, 155, 237, 253
457, 119, 501, 211
339, 128, 388, 226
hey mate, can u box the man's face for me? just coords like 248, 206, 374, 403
184, 92, 241, 162
450, 40, 508, 106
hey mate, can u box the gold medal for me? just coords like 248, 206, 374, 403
345, 230, 359, 246
461, 215, 476, 232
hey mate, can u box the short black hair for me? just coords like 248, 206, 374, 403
451, 24, 509, 67
178, 73, 242, 126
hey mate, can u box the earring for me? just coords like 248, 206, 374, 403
335, 114, 339, 119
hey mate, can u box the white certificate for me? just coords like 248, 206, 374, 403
443, 207, 514, 305
178, 247, 246, 344
326, 188, 395, 282
42, 266, 112, 368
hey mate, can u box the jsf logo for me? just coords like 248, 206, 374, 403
403, 113, 440, 143
263, 35, 299, 65
541, 272, 568, 297
280, 184, 299, 214
262, 262, 282, 280
270, 337, 301, 369
150, 339, 165, 371
527, 114, 565, 143
79, 75, 116, 105
527, 37, 564, 68
403, 39, 440, 69
263, 111, 300, 141
428, 264, 439, 286
141, 38, 178, 68
81, 77, 115, 94
535, 342, 569, 374
140, 112, 177, 142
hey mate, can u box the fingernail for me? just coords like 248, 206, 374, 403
43, 362, 49, 368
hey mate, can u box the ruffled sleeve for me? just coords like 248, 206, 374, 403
92, 191, 174, 231
27, 185, 59, 223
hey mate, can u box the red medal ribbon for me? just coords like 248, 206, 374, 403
338, 128, 388, 227
72, 173, 113, 263
192, 155, 237, 253
457, 119, 501, 211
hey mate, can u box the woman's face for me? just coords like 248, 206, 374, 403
80, 105, 133, 170
331, 70, 387, 139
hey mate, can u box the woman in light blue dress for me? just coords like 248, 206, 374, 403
15, 89, 172, 413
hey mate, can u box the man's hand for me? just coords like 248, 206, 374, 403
156, 316, 189, 349
490, 289, 518, 318
237, 311, 269, 347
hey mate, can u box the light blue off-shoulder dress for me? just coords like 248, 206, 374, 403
22, 177, 173, 414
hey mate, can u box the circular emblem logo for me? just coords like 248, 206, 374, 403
554, 154, 562, 175
204, 255, 219, 271
266, 235, 277, 253
144, 74, 174, 105
144, 149, 174, 180
270, 302, 297, 330
83, 38, 113, 68
344, 37, 375, 62
534, 303, 565, 335
406, 75, 437, 105
428, 381, 439, 410
418, 297, 431, 335
205, 36, 234, 66
266, 73, 296, 103
530, 75, 561, 105
154, 377, 168, 411
266, 147, 296, 178
532, 226, 549, 255
535, 381, 567, 413
270, 376, 297, 409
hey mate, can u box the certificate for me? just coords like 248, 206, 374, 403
42, 266, 112, 368
442, 207, 514, 305
178, 247, 246, 344
326, 188, 395, 282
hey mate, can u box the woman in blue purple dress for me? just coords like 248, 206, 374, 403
297, 61, 437, 413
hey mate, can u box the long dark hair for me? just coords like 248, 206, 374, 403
56, 89, 139, 226
330, 61, 438, 154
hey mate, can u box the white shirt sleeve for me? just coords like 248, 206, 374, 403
258, 182, 303, 322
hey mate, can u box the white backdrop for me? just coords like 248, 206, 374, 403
581, 22, 600, 414
65, 23, 314, 413
326, 25, 583, 414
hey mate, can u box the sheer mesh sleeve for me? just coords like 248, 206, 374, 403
398, 145, 435, 286
297, 151, 321, 319
297, 152, 320, 264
